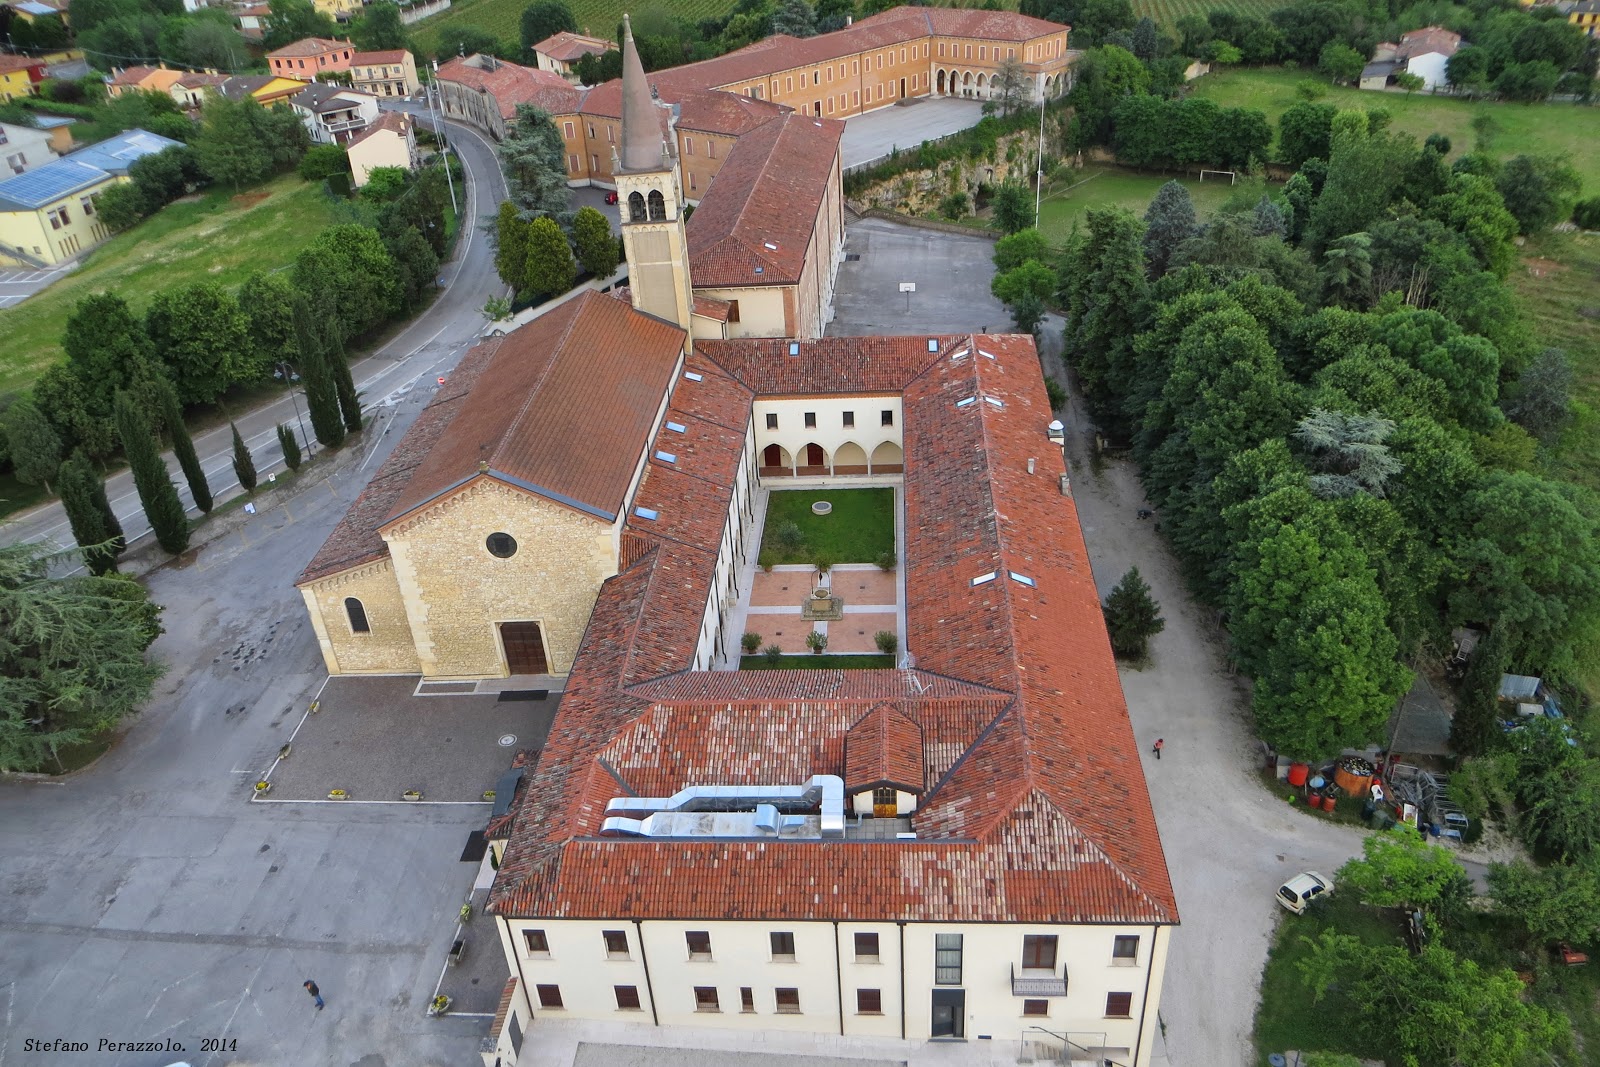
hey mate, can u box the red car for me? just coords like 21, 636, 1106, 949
604, 190, 618, 205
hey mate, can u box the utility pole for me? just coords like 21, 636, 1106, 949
430, 58, 459, 215
1034, 85, 1046, 227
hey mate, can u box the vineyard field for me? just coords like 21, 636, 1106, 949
410, 0, 739, 59
1130, 0, 1281, 27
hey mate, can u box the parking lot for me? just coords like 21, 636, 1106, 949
0, 264, 72, 307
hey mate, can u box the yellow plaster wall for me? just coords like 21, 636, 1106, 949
299, 559, 422, 675
386, 478, 619, 678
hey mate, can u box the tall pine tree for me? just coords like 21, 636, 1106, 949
1102, 566, 1166, 658
156, 379, 212, 513
114, 391, 189, 555
57, 450, 119, 575
230, 423, 257, 491
293, 298, 346, 450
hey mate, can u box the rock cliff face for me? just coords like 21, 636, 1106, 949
852, 129, 1037, 217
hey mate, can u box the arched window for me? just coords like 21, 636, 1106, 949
345, 597, 370, 634
647, 189, 667, 221
627, 191, 646, 222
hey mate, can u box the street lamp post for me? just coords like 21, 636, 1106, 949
429, 59, 460, 216
1034, 87, 1046, 227
273, 362, 314, 457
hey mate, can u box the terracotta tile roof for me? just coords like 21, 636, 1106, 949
1398, 26, 1462, 57
347, 109, 408, 148
174, 72, 228, 89
534, 31, 611, 62
488, 332, 1177, 927
700, 334, 939, 395
383, 290, 685, 528
846, 703, 925, 793
295, 336, 503, 585
0, 56, 43, 75
684, 112, 841, 288
674, 89, 790, 137
350, 49, 409, 65
267, 36, 350, 59
109, 65, 158, 87
435, 55, 580, 119
692, 294, 731, 322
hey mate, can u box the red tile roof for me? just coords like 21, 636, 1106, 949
109, 65, 159, 87
846, 703, 925, 793
350, 49, 409, 65
702, 334, 940, 395
692, 294, 731, 322
489, 333, 1177, 926
382, 291, 685, 528
436, 55, 580, 119
347, 109, 409, 148
685, 112, 842, 288
1397, 26, 1462, 57
267, 36, 350, 59
534, 31, 611, 62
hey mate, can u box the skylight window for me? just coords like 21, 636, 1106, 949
927, 338, 940, 353
955, 397, 977, 408
970, 571, 996, 586
666, 421, 686, 433
763, 241, 778, 250
984, 396, 1004, 409
979, 349, 996, 360
1008, 571, 1036, 587
788, 342, 800, 355
655, 451, 677, 463
755, 266, 764, 274
684, 371, 703, 382
950, 346, 970, 361
635, 507, 659, 520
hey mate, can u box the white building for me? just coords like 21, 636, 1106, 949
286, 82, 379, 145
0, 121, 58, 176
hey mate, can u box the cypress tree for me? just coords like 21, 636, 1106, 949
114, 391, 189, 555
230, 422, 257, 491
57, 450, 118, 574
87, 458, 125, 554
293, 298, 345, 450
156, 379, 212, 513
277, 424, 302, 471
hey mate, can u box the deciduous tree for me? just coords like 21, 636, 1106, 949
0, 397, 62, 491
145, 281, 250, 406
991, 260, 1056, 307
1337, 828, 1471, 916
352, 0, 408, 50
1494, 154, 1582, 235
523, 215, 576, 297
572, 205, 619, 278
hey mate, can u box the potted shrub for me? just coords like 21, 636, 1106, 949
805, 630, 829, 655
876, 550, 897, 572
429, 994, 451, 1017
813, 553, 835, 576
327, 788, 349, 800
758, 549, 776, 572
875, 630, 898, 656
763, 643, 783, 664
253, 780, 272, 796
741, 632, 761, 655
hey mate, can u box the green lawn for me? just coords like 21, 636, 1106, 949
0, 174, 342, 397
760, 488, 895, 565
1253, 892, 1403, 1065
1513, 231, 1600, 492
1191, 66, 1600, 177
741, 653, 895, 669
1037, 166, 1239, 243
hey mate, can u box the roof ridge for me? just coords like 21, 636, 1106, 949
1010, 787, 1174, 917
919, 696, 1017, 807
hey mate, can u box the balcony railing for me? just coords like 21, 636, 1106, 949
1010, 962, 1067, 997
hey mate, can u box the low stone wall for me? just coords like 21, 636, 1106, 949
855, 208, 1000, 240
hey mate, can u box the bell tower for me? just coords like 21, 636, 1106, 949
615, 14, 694, 347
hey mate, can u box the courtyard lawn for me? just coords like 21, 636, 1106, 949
1253, 891, 1402, 1065
1191, 66, 1600, 176
1037, 166, 1238, 243
0, 174, 342, 397
741, 653, 895, 669
761, 487, 895, 565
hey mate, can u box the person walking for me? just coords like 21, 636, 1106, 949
304, 980, 324, 1010
1152, 738, 1164, 760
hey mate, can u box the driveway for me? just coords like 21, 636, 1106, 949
0, 264, 73, 308
840, 98, 985, 170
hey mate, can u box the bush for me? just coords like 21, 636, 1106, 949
757, 548, 776, 571
875, 630, 898, 655
763, 643, 783, 663
1573, 197, 1600, 230
1044, 376, 1068, 410
741, 631, 761, 654
875, 549, 896, 571
299, 144, 350, 182
813, 552, 835, 574
775, 519, 804, 552
938, 192, 969, 220
805, 630, 828, 653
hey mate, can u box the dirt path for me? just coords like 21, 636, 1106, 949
1041, 319, 1371, 1066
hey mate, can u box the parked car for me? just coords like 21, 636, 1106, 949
1276, 871, 1334, 915
604, 190, 618, 204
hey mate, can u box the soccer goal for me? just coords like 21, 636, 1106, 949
1199, 169, 1237, 184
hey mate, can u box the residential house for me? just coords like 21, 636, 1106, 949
0, 128, 181, 266
29, 116, 76, 154
170, 71, 229, 110
346, 110, 416, 187
267, 37, 355, 82
531, 31, 612, 82
288, 83, 379, 144
10, 0, 70, 25
0, 55, 47, 103
236, 3, 270, 41
0, 121, 59, 176
1360, 26, 1462, 90
1570, 0, 1600, 37
219, 74, 310, 105
349, 49, 420, 97
107, 64, 187, 99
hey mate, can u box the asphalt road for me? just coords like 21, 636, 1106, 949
0, 107, 509, 559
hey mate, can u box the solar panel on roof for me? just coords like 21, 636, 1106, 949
0, 159, 109, 210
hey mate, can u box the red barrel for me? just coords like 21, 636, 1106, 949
1323, 795, 1337, 813
1287, 763, 1310, 787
